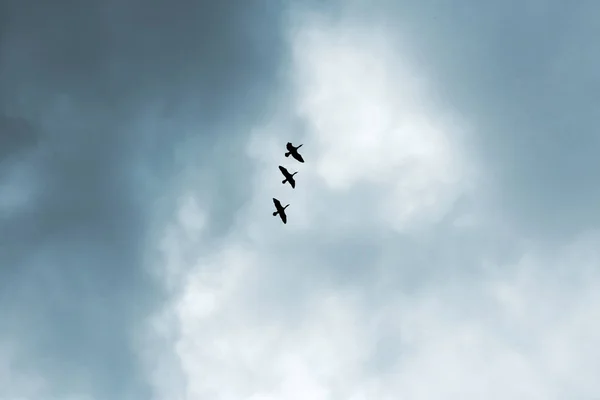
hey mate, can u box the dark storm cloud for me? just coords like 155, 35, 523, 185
371, 0, 600, 242
0, 0, 284, 398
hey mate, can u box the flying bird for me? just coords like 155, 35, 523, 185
285, 142, 304, 163
278, 165, 298, 188
272, 198, 289, 224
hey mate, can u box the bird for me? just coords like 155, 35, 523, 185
272, 197, 289, 224
278, 165, 298, 188
285, 142, 304, 163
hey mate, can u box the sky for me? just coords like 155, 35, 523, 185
1, 0, 600, 399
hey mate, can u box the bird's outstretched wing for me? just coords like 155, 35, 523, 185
286, 142, 294, 151
290, 180, 295, 189
293, 153, 304, 163
279, 211, 287, 224
278, 165, 287, 175
273, 198, 282, 209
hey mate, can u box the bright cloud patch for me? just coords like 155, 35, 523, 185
147, 224, 600, 399
288, 17, 472, 230
243, 17, 473, 234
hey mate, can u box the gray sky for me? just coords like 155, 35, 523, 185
1, 1, 600, 399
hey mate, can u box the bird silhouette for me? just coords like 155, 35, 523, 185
285, 142, 304, 163
272, 197, 289, 224
278, 165, 298, 188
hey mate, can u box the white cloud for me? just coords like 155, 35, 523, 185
146, 226, 600, 400
268, 11, 474, 232
142, 4, 600, 400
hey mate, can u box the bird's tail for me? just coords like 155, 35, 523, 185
272, 211, 278, 216
282, 179, 287, 184
285, 152, 290, 157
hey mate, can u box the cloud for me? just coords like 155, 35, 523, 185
142, 2, 600, 399
369, 0, 600, 240
0, 1, 284, 399
140, 4, 600, 400
4, 0, 598, 399
149, 218, 600, 399
284, 12, 476, 230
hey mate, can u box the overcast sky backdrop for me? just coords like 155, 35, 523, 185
1, 1, 600, 399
